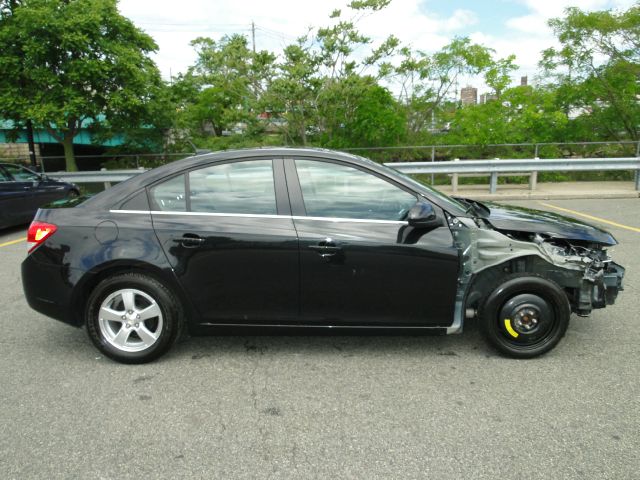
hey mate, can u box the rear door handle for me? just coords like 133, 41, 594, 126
172, 234, 205, 248
309, 238, 341, 258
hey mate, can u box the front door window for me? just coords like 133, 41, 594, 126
294, 160, 416, 221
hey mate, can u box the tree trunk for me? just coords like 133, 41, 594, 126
25, 119, 38, 169
62, 135, 78, 172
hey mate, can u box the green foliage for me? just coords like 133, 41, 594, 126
541, 5, 640, 140
0, 0, 166, 170
348, 0, 391, 11
168, 1, 640, 158
318, 76, 405, 148
178, 1, 405, 148
3, 0, 640, 172
394, 37, 517, 140
263, 42, 321, 145
484, 55, 517, 96
172, 34, 275, 145
175, 35, 274, 138
445, 85, 569, 145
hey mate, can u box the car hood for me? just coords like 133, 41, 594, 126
472, 200, 617, 245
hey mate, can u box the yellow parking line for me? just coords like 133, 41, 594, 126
0, 237, 25, 248
538, 202, 640, 233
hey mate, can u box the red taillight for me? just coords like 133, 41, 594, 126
27, 221, 57, 253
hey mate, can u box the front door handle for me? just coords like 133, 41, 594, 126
172, 234, 205, 248
309, 238, 341, 258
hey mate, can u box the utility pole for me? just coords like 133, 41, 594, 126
251, 21, 256, 53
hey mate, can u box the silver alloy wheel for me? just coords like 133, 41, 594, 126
98, 288, 164, 353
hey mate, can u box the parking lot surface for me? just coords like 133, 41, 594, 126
0, 198, 638, 479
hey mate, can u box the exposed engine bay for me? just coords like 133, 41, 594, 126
446, 213, 625, 333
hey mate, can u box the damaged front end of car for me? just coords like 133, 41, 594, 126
446, 209, 625, 334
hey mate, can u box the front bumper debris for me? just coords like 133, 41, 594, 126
576, 262, 625, 316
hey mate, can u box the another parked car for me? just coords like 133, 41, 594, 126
21, 148, 625, 363
0, 163, 79, 229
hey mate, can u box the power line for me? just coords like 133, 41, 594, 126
253, 25, 298, 41
137, 21, 249, 27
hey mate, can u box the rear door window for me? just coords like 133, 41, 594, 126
189, 160, 277, 215
149, 160, 277, 215
150, 174, 186, 212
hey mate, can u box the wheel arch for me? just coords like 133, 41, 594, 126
464, 254, 576, 313
70, 260, 197, 329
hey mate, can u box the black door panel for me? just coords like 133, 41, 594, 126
0, 167, 33, 226
285, 157, 460, 327
149, 158, 299, 325
294, 218, 459, 326
32, 179, 70, 205
153, 214, 299, 324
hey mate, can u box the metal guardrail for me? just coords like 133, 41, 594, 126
47, 157, 640, 193
47, 168, 148, 189
48, 168, 146, 184
389, 157, 640, 193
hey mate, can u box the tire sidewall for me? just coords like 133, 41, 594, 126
86, 274, 180, 364
481, 276, 570, 358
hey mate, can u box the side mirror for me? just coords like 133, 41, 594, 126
407, 201, 442, 229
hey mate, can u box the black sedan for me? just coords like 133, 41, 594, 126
21, 148, 625, 363
0, 162, 79, 229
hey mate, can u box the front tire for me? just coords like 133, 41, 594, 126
479, 273, 570, 358
86, 273, 183, 364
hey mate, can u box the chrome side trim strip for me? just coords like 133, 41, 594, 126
110, 209, 285, 219
110, 209, 151, 214
110, 209, 407, 225
292, 215, 406, 225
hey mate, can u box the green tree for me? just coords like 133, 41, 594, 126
445, 85, 568, 145
394, 38, 515, 140
175, 34, 275, 141
318, 75, 405, 148
264, 42, 322, 145
262, 0, 399, 146
541, 5, 640, 140
484, 55, 517, 97
0, 0, 165, 171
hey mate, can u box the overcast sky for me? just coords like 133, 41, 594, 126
118, 0, 635, 91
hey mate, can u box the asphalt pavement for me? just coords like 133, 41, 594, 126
0, 198, 638, 479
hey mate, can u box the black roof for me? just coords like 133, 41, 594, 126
82, 147, 467, 215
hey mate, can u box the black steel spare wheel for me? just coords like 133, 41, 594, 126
480, 273, 570, 358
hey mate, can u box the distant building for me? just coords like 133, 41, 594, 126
521, 76, 528, 86
479, 93, 498, 104
460, 86, 478, 106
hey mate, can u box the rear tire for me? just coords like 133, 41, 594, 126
86, 273, 183, 364
479, 273, 570, 358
